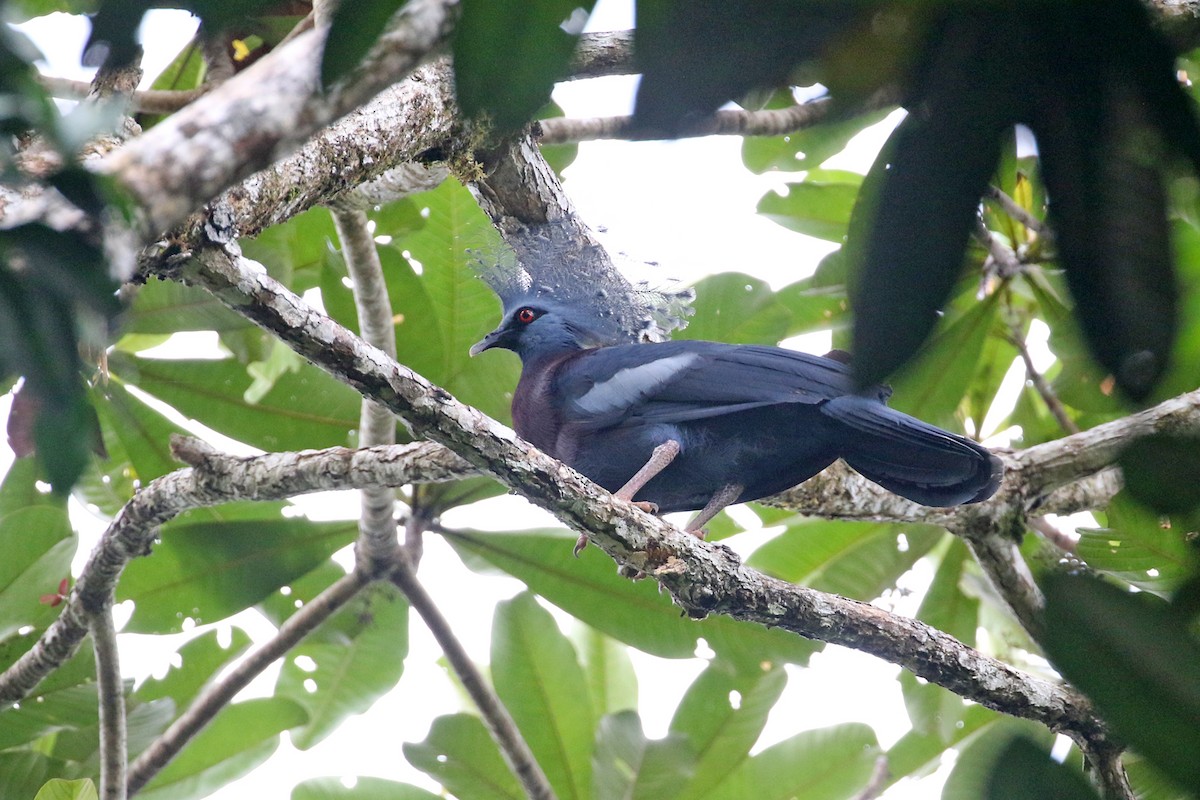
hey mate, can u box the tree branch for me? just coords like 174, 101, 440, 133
158, 245, 1117, 748
91, 607, 127, 800
332, 204, 402, 571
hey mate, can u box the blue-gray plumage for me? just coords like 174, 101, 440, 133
471, 300, 1003, 538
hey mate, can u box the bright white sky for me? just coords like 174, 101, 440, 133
1, 3, 1070, 798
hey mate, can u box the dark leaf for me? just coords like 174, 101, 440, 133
1042, 573, 1200, 796
984, 735, 1097, 800
1120, 432, 1200, 514
320, 0, 408, 88
453, 0, 596, 133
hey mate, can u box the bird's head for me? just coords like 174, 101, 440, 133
470, 301, 614, 363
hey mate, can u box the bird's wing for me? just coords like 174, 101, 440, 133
557, 341, 856, 427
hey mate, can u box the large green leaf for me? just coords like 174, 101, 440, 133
885, 292, 1000, 431
671, 661, 787, 800
91, 380, 189, 485
677, 273, 792, 345
138, 697, 309, 800
448, 529, 818, 670
403, 713, 522, 800
124, 279, 251, 335
885, 704, 999, 788
276, 581, 409, 749
593, 711, 693, 800
292, 777, 441, 800
107, 352, 361, 452
942, 719, 1055, 800
1119, 432, 1200, 515
574, 625, 638, 717
706, 723, 881, 800
747, 519, 943, 601
34, 779, 98, 800
117, 514, 357, 633
492, 592, 594, 800
1075, 493, 1194, 595
743, 108, 892, 174
984, 735, 1098, 800
0, 753, 60, 800
133, 627, 254, 713
0, 505, 76, 640
757, 174, 861, 243
320, 0, 407, 87
1042, 573, 1200, 796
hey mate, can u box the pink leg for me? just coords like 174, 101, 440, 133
574, 439, 682, 557
685, 483, 743, 536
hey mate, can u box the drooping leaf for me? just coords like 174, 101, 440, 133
1119, 432, 1200, 515
757, 174, 861, 243
574, 625, 638, 716
593, 711, 693, 800
677, 273, 792, 345
671, 661, 787, 800
276, 582, 409, 749
1042, 573, 1200, 796
454, 0, 596, 133
984, 735, 1098, 800
321, 0, 408, 88
117, 514, 357, 633
133, 627, 254, 713
292, 777, 441, 800
403, 713, 522, 800
137, 697, 309, 800
1075, 493, 1195, 595
448, 528, 819, 670
33, 778, 98, 800
491, 592, 594, 800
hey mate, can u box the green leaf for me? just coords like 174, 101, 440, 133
34, 778, 98, 800
1075, 493, 1195, 595
757, 178, 860, 243
885, 292, 1000, 430
0, 456, 64, 519
403, 713, 522, 800
773, 279, 848, 339
123, 279, 251, 335
1042, 573, 1200, 796
985, 735, 1098, 800
448, 529, 818, 670
0, 505, 76, 640
707, 723, 881, 800
942, 719, 1055, 800
1119, 432, 1200, 514
742, 108, 891, 173
241, 206, 339, 291
277, 582, 409, 749
321, 0, 407, 87
492, 592, 594, 800
885, 704, 999, 787
671, 661, 787, 800
575, 625, 638, 716
677, 273, 792, 346
593, 711, 693, 800
92, 380, 190, 486
138, 697, 309, 800
116, 515, 357, 633
747, 519, 943, 601
0, 753, 58, 800
453, 0, 596, 133
292, 777, 442, 800
134, 627, 254, 712
107, 352, 361, 452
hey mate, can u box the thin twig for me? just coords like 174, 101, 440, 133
91, 608, 127, 800
38, 75, 210, 114
126, 571, 370, 796
974, 217, 1025, 281
390, 558, 557, 800
1008, 323, 1080, 435
1029, 515, 1079, 554
332, 204, 402, 572
986, 184, 1047, 233
538, 91, 897, 144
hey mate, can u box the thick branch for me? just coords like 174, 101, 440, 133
100, 0, 458, 238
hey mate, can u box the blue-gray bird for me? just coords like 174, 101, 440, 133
470, 232, 1002, 548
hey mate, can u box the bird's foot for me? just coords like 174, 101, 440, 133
573, 532, 589, 558
630, 500, 659, 515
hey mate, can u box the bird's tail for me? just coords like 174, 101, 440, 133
821, 396, 1003, 507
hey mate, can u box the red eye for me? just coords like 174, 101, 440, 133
516, 307, 537, 324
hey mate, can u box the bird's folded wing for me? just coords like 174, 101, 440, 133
559, 341, 855, 426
